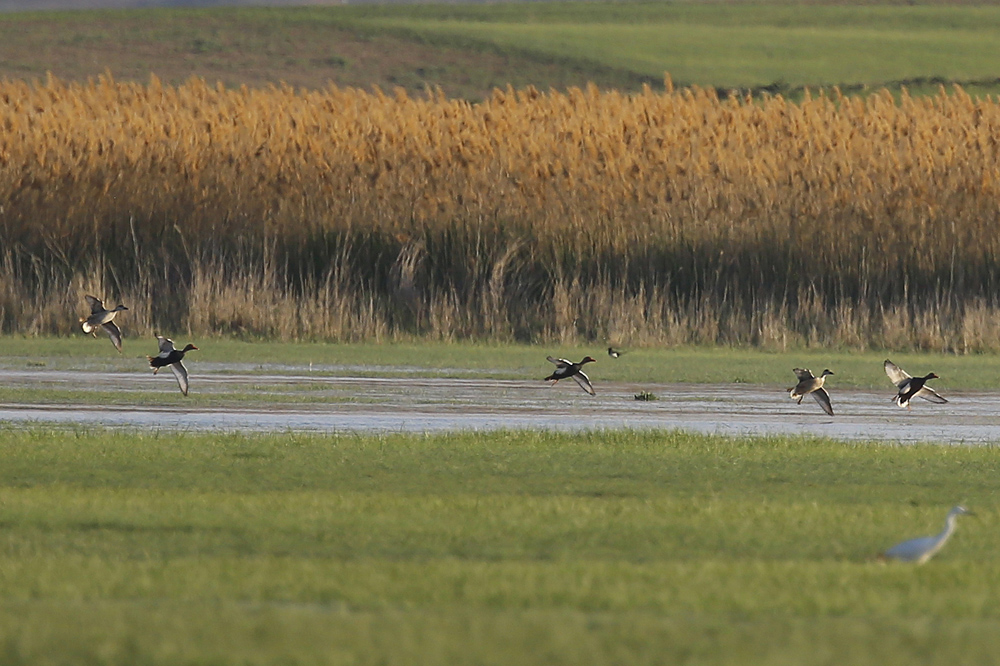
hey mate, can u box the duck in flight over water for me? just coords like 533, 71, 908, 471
884, 359, 947, 409
788, 368, 834, 416
545, 356, 597, 395
148, 336, 199, 396
80, 295, 128, 353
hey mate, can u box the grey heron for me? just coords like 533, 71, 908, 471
880, 506, 973, 564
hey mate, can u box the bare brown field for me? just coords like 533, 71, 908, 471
0, 10, 652, 102
2, 76, 1000, 349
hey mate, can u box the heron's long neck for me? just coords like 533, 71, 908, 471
936, 514, 959, 544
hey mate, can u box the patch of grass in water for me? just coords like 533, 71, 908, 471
4, 337, 1000, 390
0, 386, 378, 409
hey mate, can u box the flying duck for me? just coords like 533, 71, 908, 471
884, 360, 947, 409
80, 295, 128, 353
148, 336, 198, 396
788, 368, 834, 415
545, 356, 597, 395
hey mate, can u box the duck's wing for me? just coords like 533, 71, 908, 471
169, 361, 190, 396
883, 360, 912, 388
572, 370, 596, 395
792, 368, 815, 381
85, 295, 104, 314
915, 386, 948, 404
156, 336, 176, 355
102, 321, 123, 353
811, 387, 834, 415
546, 356, 571, 368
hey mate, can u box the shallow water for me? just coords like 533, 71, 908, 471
0, 366, 998, 443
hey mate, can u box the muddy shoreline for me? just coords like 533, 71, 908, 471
1, 368, 996, 442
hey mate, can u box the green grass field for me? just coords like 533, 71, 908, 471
0, 428, 998, 665
3, 4, 1000, 662
343, 3, 1000, 90
2, 3, 1000, 98
2, 336, 999, 388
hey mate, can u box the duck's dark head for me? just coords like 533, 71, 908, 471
581, 356, 597, 365
115, 304, 129, 312
182, 344, 199, 353
821, 369, 834, 377
925, 372, 939, 380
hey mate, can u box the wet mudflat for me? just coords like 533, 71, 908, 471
0, 366, 997, 443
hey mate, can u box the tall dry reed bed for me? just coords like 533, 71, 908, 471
2, 74, 1000, 349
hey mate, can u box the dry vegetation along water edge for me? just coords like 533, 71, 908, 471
4, 80, 1000, 349
4, 5, 1000, 348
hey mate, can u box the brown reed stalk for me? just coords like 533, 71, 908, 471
3, 75, 1000, 349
